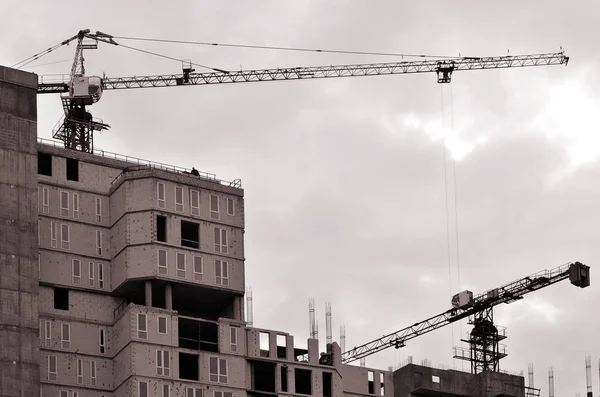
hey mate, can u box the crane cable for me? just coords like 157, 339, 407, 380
111, 35, 465, 60
11, 41, 67, 69
441, 83, 462, 367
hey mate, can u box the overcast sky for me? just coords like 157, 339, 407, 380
2, 1, 599, 395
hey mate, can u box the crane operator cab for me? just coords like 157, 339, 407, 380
68, 75, 103, 106
569, 261, 590, 288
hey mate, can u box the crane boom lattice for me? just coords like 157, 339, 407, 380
33, 29, 569, 153
340, 261, 590, 367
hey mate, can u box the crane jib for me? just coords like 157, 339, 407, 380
36, 52, 569, 94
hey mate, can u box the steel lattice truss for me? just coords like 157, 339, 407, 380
340, 262, 582, 364
37, 52, 569, 94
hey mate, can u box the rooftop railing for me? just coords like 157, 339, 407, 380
37, 137, 242, 188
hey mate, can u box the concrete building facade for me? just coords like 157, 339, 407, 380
1, 65, 530, 397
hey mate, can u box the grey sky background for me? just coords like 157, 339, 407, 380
2, 1, 599, 394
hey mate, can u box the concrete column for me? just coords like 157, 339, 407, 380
233, 295, 241, 321
307, 338, 319, 365
145, 281, 152, 306
165, 283, 172, 310
0, 65, 40, 397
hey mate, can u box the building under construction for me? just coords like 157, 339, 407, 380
0, 61, 591, 397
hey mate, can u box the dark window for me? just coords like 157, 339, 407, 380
178, 352, 199, 381
38, 153, 52, 176
281, 366, 288, 392
181, 220, 199, 249
66, 158, 79, 181
252, 361, 276, 392
53, 287, 69, 310
323, 372, 332, 397
368, 371, 374, 394
157, 215, 167, 242
295, 368, 312, 395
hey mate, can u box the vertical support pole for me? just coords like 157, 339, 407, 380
586, 356, 592, 397
325, 302, 332, 344
165, 283, 172, 310
548, 367, 554, 397
246, 287, 253, 327
144, 280, 152, 306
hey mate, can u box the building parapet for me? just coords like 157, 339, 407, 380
37, 137, 242, 189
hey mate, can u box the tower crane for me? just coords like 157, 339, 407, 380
338, 261, 590, 374
34, 29, 570, 153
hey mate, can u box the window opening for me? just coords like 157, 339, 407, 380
157, 215, 167, 242
157, 349, 171, 376
227, 197, 235, 216
72, 259, 81, 285
47, 355, 57, 380
98, 263, 104, 289
44, 320, 51, 346
50, 222, 57, 248
60, 224, 70, 250
40, 187, 49, 214
215, 260, 229, 286
99, 328, 106, 353
53, 287, 69, 310
95, 198, 102, 223
179, 352, 199, 381
77, 358, 83, 384
89, 262, 95, 286
295, 368, 312, 395
210, 194, 219, 219
209, 356, 228, 383
175, 186, 184, 212
190, 190, 200, 216
60, 191, 69, 217
96, 230, 103, 256
181, 220, 199, 249
139, 381, 149, 397
193, 256, 203, 281
66, 158, 79, 181
259, 332, 270, 357
176, 252, 186, 278
157, 182, 166, 208
137, 313, 147, 339
38, 153, 52, 176
90, 361, 97, 385
214, 227, 228, 253
158, 249, 168, 275
281, 366, 288, 392
61, 323, 70, 349
230, 326, 238, 353
158, 316, 168, 334
72, 193, 79, 219
323, 372, 333, 397
277, 334, 287, 359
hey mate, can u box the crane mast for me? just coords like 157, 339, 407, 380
35, 29, 569, 153
339, 261, 590, 373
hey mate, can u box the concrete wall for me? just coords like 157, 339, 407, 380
342, 364, 392, 397
393, 364, 526, 397
0, 65, 40, 397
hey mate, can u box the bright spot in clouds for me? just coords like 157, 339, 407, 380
531, 72, 600, 168
390, 112, 481, 161
496, 297, 562, 326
